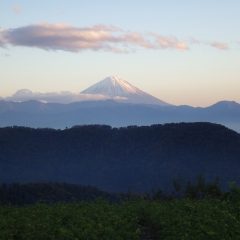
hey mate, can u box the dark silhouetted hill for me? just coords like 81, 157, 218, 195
0, 123, 239, 192
0, 183, 116, 205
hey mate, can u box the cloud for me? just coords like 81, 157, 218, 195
5, 89, 112, 103
0, 24, 117, 52
209, 42, 229, 50
12, 4, 22, 15
0, 29, 6, 46
0, 23, 230, 53
0, 23, 189, 53
120, 32, 156, 49
153, 34, 189, 50
188, 37, 230, 50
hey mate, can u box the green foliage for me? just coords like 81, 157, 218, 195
0, 196, 240, 240
0, 201, 140, 240
184, 176, 222, 199
139, 199, 240, 240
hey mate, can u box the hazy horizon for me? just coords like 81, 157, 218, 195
1, 1, 240, 106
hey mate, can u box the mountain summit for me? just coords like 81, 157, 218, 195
4, 76, 170, 105
81, 76, 170, 105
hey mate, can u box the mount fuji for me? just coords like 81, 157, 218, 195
81, 76, 170, 106
5, 76, 169, 105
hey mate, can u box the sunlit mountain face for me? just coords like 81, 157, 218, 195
81, 76, 170, 105
5, 76, 169, 105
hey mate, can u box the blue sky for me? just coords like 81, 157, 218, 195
0, 0, 239, 106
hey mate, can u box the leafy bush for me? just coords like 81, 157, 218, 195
0, 197, 240, 240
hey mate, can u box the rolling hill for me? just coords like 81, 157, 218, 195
0, 123, 239, 192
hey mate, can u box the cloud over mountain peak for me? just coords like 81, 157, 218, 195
5, 76, 169, 105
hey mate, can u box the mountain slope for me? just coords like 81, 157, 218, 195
0, 123, 239, 192
4, 76, 170, 105
81, 76, 170, 105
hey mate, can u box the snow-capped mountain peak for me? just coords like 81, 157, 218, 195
5, 76, 170, 106
81, 76, 139, 96
81, 76, 170, 105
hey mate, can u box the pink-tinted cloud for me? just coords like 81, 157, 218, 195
210, 42, 229, 50
188, 37, 230, 50
121, 32, 156, 49
0, 23, 230, 53
1, 24, 119, 52
0, 23, 189, 53
153, 34, 189, 50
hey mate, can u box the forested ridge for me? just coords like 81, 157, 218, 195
0, 122, 239, 192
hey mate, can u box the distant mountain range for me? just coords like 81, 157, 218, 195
0, 123, 239, 192
1, 76, 240, 132
0, 99, 239, 132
